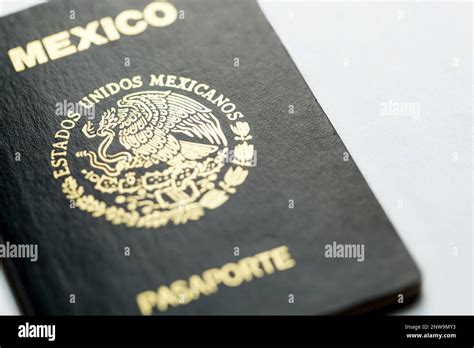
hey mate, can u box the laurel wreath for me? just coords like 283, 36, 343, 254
63, 166, 247, 228
61, 121, 253, 229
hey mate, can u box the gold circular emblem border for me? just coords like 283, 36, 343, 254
56, 83, 255, 229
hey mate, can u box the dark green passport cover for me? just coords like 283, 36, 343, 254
0, 0, 420, 315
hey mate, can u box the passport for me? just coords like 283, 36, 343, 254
0, 0, 421, 315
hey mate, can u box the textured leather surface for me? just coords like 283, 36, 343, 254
0, 0, 420, 315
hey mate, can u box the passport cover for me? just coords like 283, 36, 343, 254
0, 0, 421, 315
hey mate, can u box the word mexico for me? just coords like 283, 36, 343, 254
18, 323, 55, 342
7, 1, 178, 72
0, 241, 38, 262
136, 245, 296, 315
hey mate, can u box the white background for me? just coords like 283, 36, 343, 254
0, 0, 472, 315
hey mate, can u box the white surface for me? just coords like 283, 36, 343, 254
259, 0, 473, 314
0, 0, 472, 315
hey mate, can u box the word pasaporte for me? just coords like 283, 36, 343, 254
136, 245, 296, 315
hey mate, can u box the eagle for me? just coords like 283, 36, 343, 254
76, 91, 228, 177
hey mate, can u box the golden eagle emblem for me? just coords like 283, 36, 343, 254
53, 80, 255, 229
77, 91, 228, 177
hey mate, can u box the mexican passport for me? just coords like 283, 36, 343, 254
0, 0, 421, 315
